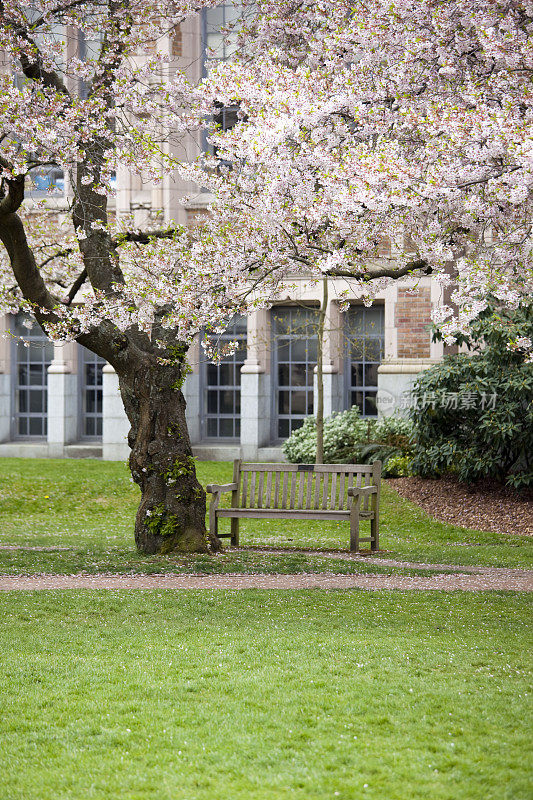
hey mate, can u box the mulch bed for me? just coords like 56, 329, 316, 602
389, 476, 533, 537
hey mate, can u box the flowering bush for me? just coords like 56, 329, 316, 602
282, 407, 414, 475
410, 303, 533, 488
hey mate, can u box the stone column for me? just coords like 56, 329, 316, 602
183, 334, 201, 444
102, 363, 130, 461
240, 309, 272, 459
0, 315, 11, 442
377, 359, 440, 416
47, 342, 78, 457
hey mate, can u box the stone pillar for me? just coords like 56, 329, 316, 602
240, 309, 272, 459
183, 334, 201, 444
0, 315, 11, 442
47, 342, 79, 456
377, 359, 440, 416
102, 363, 130, 461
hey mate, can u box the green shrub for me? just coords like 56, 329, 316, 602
382, 454, 413, 478
410, 301, 533, 488
282, 406, 414, 475
282, 406, 368, 464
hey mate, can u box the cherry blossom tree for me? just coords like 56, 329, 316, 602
0, 0, 275, 554
189, 0, 533, 342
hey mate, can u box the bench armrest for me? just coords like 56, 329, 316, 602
206, 482, 238, 494
347, 486, 378, 497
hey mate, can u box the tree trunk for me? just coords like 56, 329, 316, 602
316, 277, 328, 465
118, 359, 221, 555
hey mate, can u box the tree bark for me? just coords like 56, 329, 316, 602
118, 358, 222, 555
315, 277, 328, 465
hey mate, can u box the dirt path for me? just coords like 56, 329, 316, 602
0, 570, 531, 591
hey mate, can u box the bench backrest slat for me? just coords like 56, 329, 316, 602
322, 472, 329, 509
265, 471, 273, 508
329, 472, 337, 510
274, 472, 281, 507
338, 473, 345, 509
234, 461, 380, 512
257, 471, 264, 508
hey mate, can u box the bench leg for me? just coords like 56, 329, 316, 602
349, 501, 360, 553
209, 498, 218, 540
230, 517, 239, 547
371, 512, 379, 551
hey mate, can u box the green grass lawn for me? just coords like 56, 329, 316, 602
1, 590, 531, 800
0, 458, 530, 574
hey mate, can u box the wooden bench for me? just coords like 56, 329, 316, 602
206, 460, 381, 552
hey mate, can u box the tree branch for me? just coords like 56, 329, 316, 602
1, 12, 71, 97
327, 259, 432, 281
112, 228, 182, 247
65, 268, 87, 306
38, 247, 74, 270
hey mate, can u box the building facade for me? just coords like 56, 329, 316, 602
0, 6, 445, 461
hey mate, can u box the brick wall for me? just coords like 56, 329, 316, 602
395, 288, 432, 358
171, 25, 183, 56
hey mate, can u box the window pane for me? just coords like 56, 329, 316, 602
29, 365, 43, 386
278, 419, 290, 439
291, 364, 307, 386
219, 418, 234, 437
29, 417, 44, 436
291, 339, 309, 361
18, 391, 28, 412
364, 393, 378, 417
219, 364, 231, 385
278, 391, 290, 414
352, 391, 364, 413
291, 391, 307, 415
364, 363, 379, 387
277, 339, 291, 361
220, 390, 234, 415
207, 418, 218, 437
365, 339, 382, 361
29, 391, 44, 413
278, 364, 290, 385
207, 391, 218, 414
351, 364, 364, 387
207, 364, 218, 385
